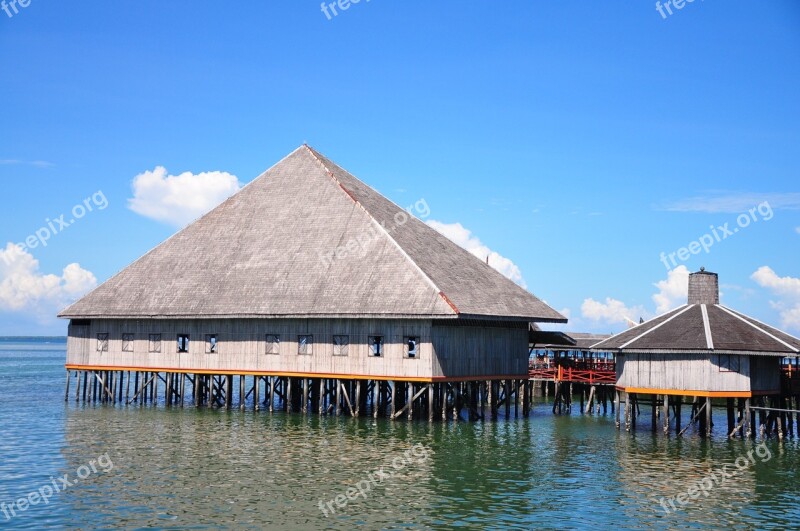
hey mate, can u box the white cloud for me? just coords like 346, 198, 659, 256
652, 265, 690, 314
795, 227, 800, 235
581, 267, 691, 329
580, 297, 647, 328
660, 191, 800, 213
128, 166, 241, 227
751, 266, 800, 331
426, 220, 526, 287
0, 243, 96, 321
0, 159, 54, 168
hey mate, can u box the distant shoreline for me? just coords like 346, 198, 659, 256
0, 336, 67, 341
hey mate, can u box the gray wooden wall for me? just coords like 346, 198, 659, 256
67, 318, 530, 380
616, 352, 782, 394
431, 322, 529, 378
67, 318, 433, 379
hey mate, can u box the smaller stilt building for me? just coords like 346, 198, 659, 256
591, 268, 800, 437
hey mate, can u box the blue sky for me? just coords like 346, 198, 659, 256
1, 1, 799, 335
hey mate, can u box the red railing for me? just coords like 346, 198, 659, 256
529, 364, 616, 385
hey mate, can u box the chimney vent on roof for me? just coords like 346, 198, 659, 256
688, 268, 719, 305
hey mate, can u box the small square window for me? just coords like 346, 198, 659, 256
96, 333, 108, 352
333, 335, 349, 356
206, 334, 218, 354
122, 333, 134, 352
298, 335, 313, 355
177, 334, 190, 353
405, 336, 418, 359
719, 354, 740, 373
265, 334, 280, 355
369, 336, 383, 357
149, 334, 161, 353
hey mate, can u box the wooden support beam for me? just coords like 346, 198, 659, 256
428, 383, 434, 422
340, 381, 355, 417
392, 385, 428, 420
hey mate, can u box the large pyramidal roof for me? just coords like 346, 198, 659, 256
60, 145, 566, 322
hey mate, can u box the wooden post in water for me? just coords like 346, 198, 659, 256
391, 381, 397, 418
372, 380, 379, 418
522, 380, 530, 418
428, 383, 434, 422
75, 370, 82, 402
615, 390, 621, 429
624, 392, 632, 432
335, 379, 341, 416
663, 395, 670, 434
64, 371, 71, 402
651, 396, 657, 432
726, 398, 735, 436
504, 380, 511, 418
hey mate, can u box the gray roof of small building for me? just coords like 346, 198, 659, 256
60, 145, 566, 322
590, 304, 800, 356
533, 331, 612, 350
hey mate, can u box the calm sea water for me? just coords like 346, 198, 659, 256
1, 338, 798, 530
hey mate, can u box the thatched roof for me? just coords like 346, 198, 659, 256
590, 304, 800, 356
60, 145, 566, 322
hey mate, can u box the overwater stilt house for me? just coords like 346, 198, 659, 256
591, 268, 800, 437
59, 145, 566, 419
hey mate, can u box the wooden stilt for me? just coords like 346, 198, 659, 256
651, 396, 657, 432
615, 390, 621, 429
726, 398, 735, 436
663, 394, 670, 434
317, 378, 324, 415
585, 385, 595, 415
302, 378, 309, 414
373, 380, 379, 418
64, 371, 72, 402
353, 380, 361, 417
253, 376, 260, 411
624, 392, 632, 432
427, 383, 434, 422
504, 380, 511, 418
180, 373, 186, 407
335, 379, 341, 416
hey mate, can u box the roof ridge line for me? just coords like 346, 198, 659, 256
700, 304, 714, 349
302, 146, 457, 314
618, 304, 692, 349
717, 305, 799, 353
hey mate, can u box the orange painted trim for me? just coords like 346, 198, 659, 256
438, 291, 460, 314
64, 364, 526, 383
620, 386, 752, 398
